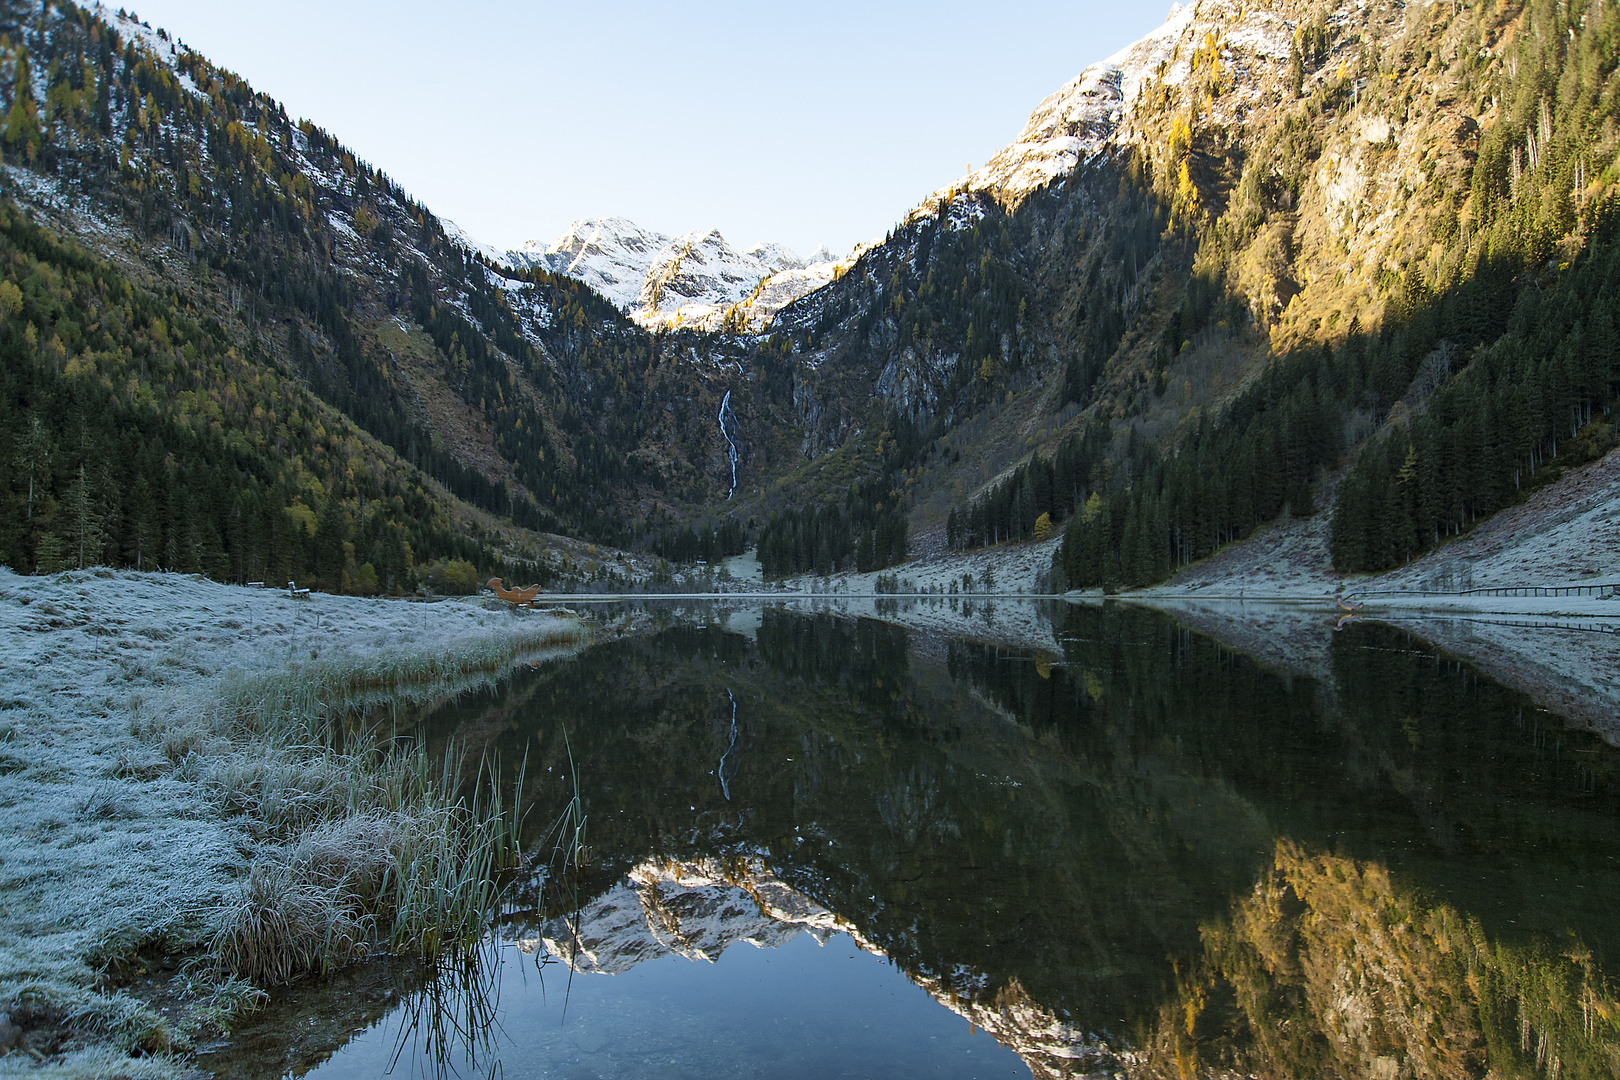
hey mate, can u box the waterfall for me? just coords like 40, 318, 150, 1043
717, 390, 739, 500
718, 688, 739, 801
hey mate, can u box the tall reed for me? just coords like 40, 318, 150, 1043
387, 930, 506, 1077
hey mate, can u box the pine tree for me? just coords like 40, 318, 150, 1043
125, 474, 160, 571
13, 416, 53, 524
857, 527, 876, 573
34, 531, 65, 574
60, 463, 105, 570
3, 49, 43, 161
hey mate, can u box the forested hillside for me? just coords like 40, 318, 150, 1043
1056, 0, 1620, 585
0, 202, 507, 591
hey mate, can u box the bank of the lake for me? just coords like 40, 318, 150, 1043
0, 567, 589, 1078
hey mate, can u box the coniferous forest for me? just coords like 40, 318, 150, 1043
757, 480, 909, 579
0, 201, 533, 592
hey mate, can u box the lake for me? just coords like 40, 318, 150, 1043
218, 600, 1620, 1079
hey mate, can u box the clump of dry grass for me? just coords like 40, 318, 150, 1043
213, 861, 372, 985
95, 617, 583, 1005
212, 754, 523, 985
195, 630, 561, 989
205, 744, 436, 840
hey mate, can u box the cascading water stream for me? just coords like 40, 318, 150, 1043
717, 390, 739, 500
718, 688, 739, 801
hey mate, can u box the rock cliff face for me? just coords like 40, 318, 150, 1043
515, 855, 1117, 1078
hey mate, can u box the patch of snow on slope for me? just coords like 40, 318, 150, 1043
439, 217, 503, 264
93, 5, 173, 59
911, 0, 1290, 216
175, 70, 205, 99
3, 164, 137, 261
86, 2, 206, 98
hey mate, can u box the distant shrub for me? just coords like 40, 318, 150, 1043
422, 557, 479, 595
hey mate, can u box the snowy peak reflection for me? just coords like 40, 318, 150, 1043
519, 856, 844, 974
423, 605, 1620, 1079
513, 854, 1116, 1078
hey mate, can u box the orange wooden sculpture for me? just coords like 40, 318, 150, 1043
486, 578, 542, 608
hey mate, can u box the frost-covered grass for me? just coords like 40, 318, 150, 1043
206, 628, 579, 744
0, 567, 585, 1077
208, 744, 524, 988
0, 1046, 179, 1080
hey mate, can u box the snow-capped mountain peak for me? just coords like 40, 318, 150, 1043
501, 218, 842, 332
504, 217, 673, 312
743, 241, 807, 272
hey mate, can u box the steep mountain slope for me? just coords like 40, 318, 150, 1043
501, 216, 844, 331
746, 0, 1620, 588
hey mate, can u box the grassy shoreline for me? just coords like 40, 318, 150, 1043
0, 568, 589, 1077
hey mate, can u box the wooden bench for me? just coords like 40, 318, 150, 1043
487, 578, 542, 608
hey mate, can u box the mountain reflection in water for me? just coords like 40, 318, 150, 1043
293, 603, 1620, 1080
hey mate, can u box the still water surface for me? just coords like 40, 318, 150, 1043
288, 601, 1620, 1079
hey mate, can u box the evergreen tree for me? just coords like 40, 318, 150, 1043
13, 415, 52, 525
60, 463, 105, 570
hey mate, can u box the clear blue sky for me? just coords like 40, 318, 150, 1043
124, 1, 1169, 256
